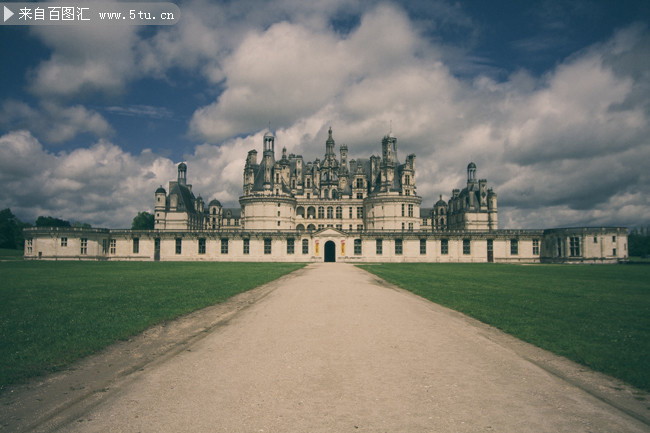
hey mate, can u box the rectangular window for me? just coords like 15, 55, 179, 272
27, 239, 32, 254
318, 207, 324, 219
612, 235, 616, 242
376, 239, 383, 255
60, 237, 67, 247
336, 224, 342, 230
80, 238, 88, 255
401, 204, 405, 217
110, 239, 116, 255
420, 239, 426, 255
532, 239, 539, 255
463, 239, 471, 255
336, 207, 342, 219
569, 237, 579, 256
302, 239, 309, 254
349, 207, 353, 218
318, 224, 324, 230
557, 238, 562, 257
264, 238, 272, 254
613, 248, 617, 256
395, 239, 403, 255
243, 239, 250, 255
408, 204, 414, 217
594, 236, 598, 243
133, 238, 140, 254
357, 224, 363, 231
102, 239, 108, 254
408, 222, 413, 231
199, 238, 206, 254
510, 239, 518, 255
175, 238, 182, 254
221, 238, 228, 254
441, 239, 448, 255
357, 207, 364, 219
287, 238, 294, 254
354, 238, 362, 255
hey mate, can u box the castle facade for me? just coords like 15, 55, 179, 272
24, 129, 628, 263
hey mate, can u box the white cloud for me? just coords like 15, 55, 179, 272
0, 100, 112, 143
6, 2, 650, 229
187, 11, 649, 229
29, 23, 139, 97
0, 131, 175, 228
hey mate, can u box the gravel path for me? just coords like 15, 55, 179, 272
5, 263, 649, 432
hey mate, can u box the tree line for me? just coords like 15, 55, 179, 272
0, 209, 154, 250
628, 227, 650, 258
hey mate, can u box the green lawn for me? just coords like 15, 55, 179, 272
0, 261, 304, 389
357, 263, 650, 392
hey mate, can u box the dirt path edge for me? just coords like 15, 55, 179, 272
0, 266, 310, 433
360, 268, 650, 428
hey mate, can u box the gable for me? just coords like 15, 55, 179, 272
313, 227, 346, 237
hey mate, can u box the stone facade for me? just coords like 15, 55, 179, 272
24, 129, 628, 263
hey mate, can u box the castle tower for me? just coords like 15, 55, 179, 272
264, 131, 275, 155
325, 126, 335, 159
177, 162, 187, 186
467, 162, 477, 183
262, 131, 275, 189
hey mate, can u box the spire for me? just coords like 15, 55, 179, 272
325, 126, 335, 157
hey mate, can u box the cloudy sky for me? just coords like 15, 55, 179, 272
1, 0, 649, 229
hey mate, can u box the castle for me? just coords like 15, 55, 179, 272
24, 128, 628, 263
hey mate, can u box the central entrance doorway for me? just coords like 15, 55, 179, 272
324, 241, 336, 262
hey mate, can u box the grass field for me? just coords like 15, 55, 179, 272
357, 263, 650, 392
0, 261, 304, 389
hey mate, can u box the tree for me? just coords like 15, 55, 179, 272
72, 221, 92, 229
0, 208, 29, 249
629, 227, 650, 258
35, 216, 71, 228
131, 211, 155, 230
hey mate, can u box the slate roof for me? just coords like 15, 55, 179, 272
169, 182, 198, 214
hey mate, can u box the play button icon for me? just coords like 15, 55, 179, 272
4, 5, 14, 22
